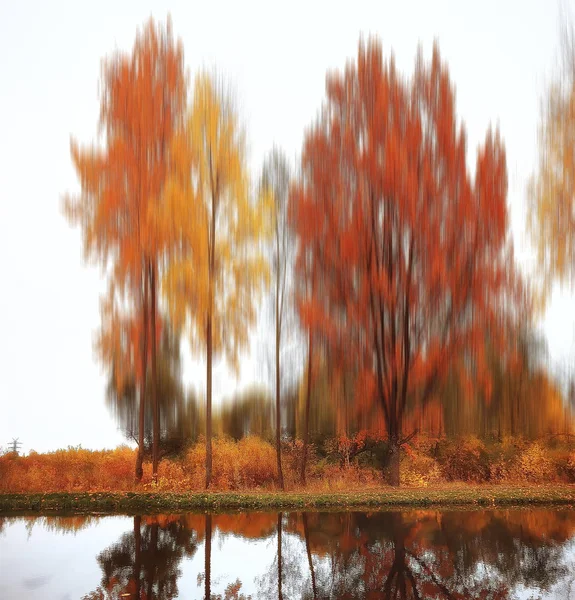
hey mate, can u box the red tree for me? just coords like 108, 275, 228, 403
290, 39, 519, 485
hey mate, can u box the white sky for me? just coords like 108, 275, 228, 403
0, 0, 573, 453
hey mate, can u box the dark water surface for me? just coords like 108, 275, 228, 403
1, 507, 575, 599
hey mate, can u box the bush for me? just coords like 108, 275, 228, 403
516, 443, 555, 483
488, 436, 524, 482
564, 452, 575, 482
1, 434, 571, 493
400, 446, 442, 487
437, 436, 491, 483
282, 438, 318, 486
184, 436, 277, 490
305, 462, 381, 491
324, 430, 387, 469
0, 446, 137, 492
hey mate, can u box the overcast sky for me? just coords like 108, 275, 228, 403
0, 0, 573, 453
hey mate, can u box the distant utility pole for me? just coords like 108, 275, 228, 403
7, 438, 22, 455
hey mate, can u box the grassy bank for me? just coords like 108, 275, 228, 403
2, 485, 575, 514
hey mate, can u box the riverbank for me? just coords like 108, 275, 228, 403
2, 484, 575, 514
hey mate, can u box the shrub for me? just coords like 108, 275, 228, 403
324, 430, 387, 469
282, 438, 318, 486
438, 436, 491, 483
0, 446, 137, 492
564, 452, 575, 482
305, 462, 381, 491
184, 436, 277, 490
517, 443, 555, 483
3, 434, 571, 493
400, 446, 442, 487
488, 436, 524, 482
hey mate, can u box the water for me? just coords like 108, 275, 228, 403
1, 508, 575, 599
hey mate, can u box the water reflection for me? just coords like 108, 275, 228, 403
1, 508, 575, 599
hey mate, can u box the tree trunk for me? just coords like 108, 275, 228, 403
205, 513, 212, 600
302, 513, 317, 599
150, 262, 159, 483
136, 270, 148, 482
388, 436, 400, 486
276, 308, 284, 490
301, 333, 313, 486
206, 315, 213, 489
206, 182, 216, 490
277, 512, 283, 600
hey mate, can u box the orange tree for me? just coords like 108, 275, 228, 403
64, 17, 186, 481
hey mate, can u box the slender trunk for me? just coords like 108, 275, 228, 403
386, 379, 401, 487
301, 333, 313, 486
388, 434, 400, 487
206, 315, 213, 489
439, 403, 444, 438
276, 300, 284, 489
515, 370, 523, 436
508, 373, 514, 436
136, 270, 148, 482
205, 514, 212, 600
277, 512, 283, 600
302, 513, 317, 599
206, 176, 216, 490
134, 516, 141, 599
150, 262, 159, 483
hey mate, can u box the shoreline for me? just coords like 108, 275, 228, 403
2, 485, 575, 514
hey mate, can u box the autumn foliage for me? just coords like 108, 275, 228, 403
57, 15, 568, 490
63, 16, 187, 482
5, 434, 575, 493
290, 39, 523, 485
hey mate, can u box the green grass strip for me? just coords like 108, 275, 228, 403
2, 485, 575, 514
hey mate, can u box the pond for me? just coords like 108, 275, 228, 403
1, 507, 574, 599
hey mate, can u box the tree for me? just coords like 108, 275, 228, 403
163, 72, 270, 488
260, 149, 295, 490
63, 16, 186, 481
290, 39, 518, 485
528, 20, 575, 301
289, 171, 322, 485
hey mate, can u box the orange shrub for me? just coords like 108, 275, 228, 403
303, 462, 381, 491
183, 436, 278, 490
0, 447, 137, 492
564, 451, 575, 482
2, 434, 570, 493
400, 446, 442, 487
437, 436, 491, 483
516, 443, 555, 483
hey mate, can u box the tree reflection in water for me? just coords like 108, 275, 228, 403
73, 508, 575, 599
289, 510, 571, 599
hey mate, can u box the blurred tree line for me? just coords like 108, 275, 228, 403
65, 16, 575, 486
107, 319, 575, 458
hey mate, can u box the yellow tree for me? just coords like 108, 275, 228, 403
63, 17, 186, 481
528, 21, 575, 300
163, 72, 270, 488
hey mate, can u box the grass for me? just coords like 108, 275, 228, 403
2, 484, 575, 514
